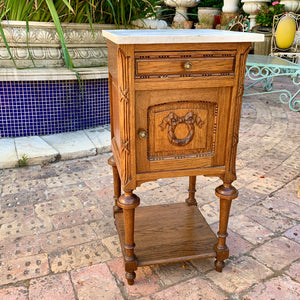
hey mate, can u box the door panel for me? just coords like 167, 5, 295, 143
148, 101, 214, 159
135, 88, 231, 174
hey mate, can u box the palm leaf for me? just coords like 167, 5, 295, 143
45, 0, 73, 69
26, 17, 36, 67
0, 9, 20, 68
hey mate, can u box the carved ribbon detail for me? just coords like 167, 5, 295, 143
159, 112, 204, 146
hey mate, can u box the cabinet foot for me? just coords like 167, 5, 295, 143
214, 243, 229, 272
215, 260, 225, 272
126, 271, 136, 285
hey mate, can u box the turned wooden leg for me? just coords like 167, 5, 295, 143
108, 156, 122, 217
214, 182, 238, 272
118, 190, 140, 285
185, 176, 198, 206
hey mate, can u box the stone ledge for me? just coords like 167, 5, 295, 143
0, 126, 111, 169
0, 66, 108, 81
0, 21, 115, 68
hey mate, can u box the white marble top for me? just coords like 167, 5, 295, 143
102, 29, 264, 44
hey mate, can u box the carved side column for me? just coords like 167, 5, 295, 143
108, 156, 122, 217
186, 176, 198, 206
118, 190, 140, 285
214, 182, 238, 272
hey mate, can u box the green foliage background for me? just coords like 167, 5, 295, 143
0, 0, 160, 26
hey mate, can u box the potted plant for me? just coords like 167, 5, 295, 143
252, 1, 285, 55
195, 0, 223, 28
254, 1, 285, 30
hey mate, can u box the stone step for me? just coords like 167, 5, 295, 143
0, 126, 111, 169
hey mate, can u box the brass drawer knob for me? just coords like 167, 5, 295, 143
138, 130, 148, 139
184, 61, 192, 71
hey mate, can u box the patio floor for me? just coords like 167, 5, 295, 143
0, 76, 299, 299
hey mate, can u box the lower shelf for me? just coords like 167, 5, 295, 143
115, 202, 217, 266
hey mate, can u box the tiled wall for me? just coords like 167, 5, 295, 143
0, 78, 110, 137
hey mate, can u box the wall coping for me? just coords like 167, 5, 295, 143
0, 66, 108, 81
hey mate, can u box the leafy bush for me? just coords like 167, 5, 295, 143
0, 0, 160, 26
198, 0, 223, 8
255, 2, 285, 27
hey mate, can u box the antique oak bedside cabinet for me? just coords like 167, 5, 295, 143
102, 29, 263, 285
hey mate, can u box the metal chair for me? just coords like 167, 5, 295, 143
270, 12, 300, 63
225, 15, 250, 32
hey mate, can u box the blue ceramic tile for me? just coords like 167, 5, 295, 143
0, 78, 110, 137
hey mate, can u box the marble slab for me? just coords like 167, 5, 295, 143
102, 29, 264, 45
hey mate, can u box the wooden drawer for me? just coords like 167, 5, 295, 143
135, 50, 236, 79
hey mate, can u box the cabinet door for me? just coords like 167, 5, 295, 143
135, 87, 231, 174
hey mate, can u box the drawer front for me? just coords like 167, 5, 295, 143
135, 50, 236, 79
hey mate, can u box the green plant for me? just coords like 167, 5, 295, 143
0, 0, 160, 70
199, 16, 211, 25
198, 0, 223, 8
255, 2, 285, 27
17, 154, 29, 167
0, 0, 76, 71
0, 0, 160, 26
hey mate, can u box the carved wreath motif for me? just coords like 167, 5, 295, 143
159, 112, 204, 146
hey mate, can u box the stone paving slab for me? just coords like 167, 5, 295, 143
39, 224, 97, 253
206, 256, 273, 294
84, 125, 111, 154
0, 126, 111, 169
0, 77, 299, 298
71, 263, 124, 300
0, 253, 49, 285
0, 138, 18, 169
150, 277, 227, 300
243, 275, 300, 300
29, 273, 76, 300
0, 285, 28, 300
250, 237, 300, 271
0, 235, 41, 262
49, 240, 111, 273
285, 261, 300, 282
107, 258, 161, 298
15, 136, 59, 166
41, 131, 96, 161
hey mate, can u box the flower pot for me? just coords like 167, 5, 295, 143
164, 0, 200, 24
198, 7, 221, 29
242, 0, 271, 29
223, 0, 240, 13
280, 0, 300, 13
252, 29, 272, 55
